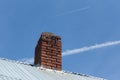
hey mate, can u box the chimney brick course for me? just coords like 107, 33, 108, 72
34, 32, 62, 70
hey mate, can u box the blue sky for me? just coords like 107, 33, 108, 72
0, 0, 120, 80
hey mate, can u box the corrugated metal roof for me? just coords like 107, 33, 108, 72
0, 58, 106, 80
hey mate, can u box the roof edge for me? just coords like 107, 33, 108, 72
0, 58, 107, 80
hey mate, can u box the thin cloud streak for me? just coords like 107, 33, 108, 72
19, 40, 120, 64
62, 40, 120, 56
56, 6, 90, 16
19, 58, 34, 64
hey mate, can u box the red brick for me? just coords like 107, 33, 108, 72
34, 32, 62, 70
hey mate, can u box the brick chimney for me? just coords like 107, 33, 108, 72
34, 32, 62, 70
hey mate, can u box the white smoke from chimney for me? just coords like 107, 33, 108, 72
62, 40, 120, 56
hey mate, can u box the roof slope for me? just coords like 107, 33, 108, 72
0, 58, 106, 80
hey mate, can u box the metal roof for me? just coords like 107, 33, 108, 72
0, 58, 106, 80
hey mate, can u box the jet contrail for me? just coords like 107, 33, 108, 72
19, 58, 34, 64
62, 40, 120, 56
56, 6, 90, 16
19, 40, 120, 64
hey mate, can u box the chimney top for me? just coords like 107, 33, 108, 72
34, 32, 62, 70
41, 32, 54, 36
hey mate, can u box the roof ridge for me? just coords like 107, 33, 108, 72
0, 57, 31, 66
0, 58, 106, 80
36, 66, 106, 80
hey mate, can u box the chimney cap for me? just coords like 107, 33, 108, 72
41, 32, 54, 36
